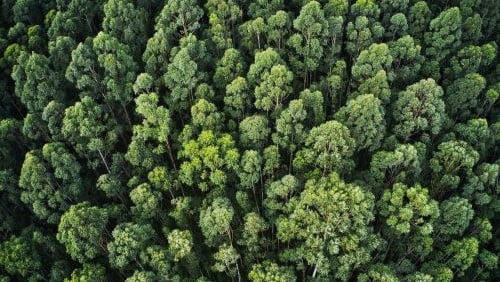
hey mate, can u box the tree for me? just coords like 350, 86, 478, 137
378, 183, 439, 237
407, 1, 431, 41
314, 60, 348, 112
238, 150, 263, 209
0, 118, 24, 170
93, 31, 138, 126
125, 271, 156, 282
238, 212, 268, 262
0, 236, 41, 278
358, 263, 398, 282
444, 44, 495, 82
389, 35, 424, 86
369, 143, 421, 188
461, 11, 482, 44
139, 245, 175, 279
57, 202, 109, 263
423, 7, 462, 78
248, 260, 295, 282
247, 48, 284, 88
351, 43, 393, 89
213, 48, 246, 92
267, 10, 291, 51
272, 99, 307, 170
261, 145, 281, 183
212, 243, 241, 280
199, 197, 234, 247
102, 0, 146, 58
205, 0, 242, 53
42, 100, 66, 141
47, 0, 104, 40
191, 98, 224, 132
350, 0, 381, 20
430, 140, 479, 194
19, 143, 83, 224
239, 115, 270, 150
287, 1, 328, 86
254, 64, 293, 114
322, 8, 344, 69
130, 183, 162, 221
335, 94, 385, 152
178, 130, 239, 192
345, 16, 384, 58
248, 0, 283, 19
392, 78, 447, 141
164, 34, 208, 112
65, 38, 102, 94
438, 237, 479, 277
11, 51, 63, 139
293, 120, 355, 176
264, 174, 299, 220
454, 118, 491, 157
107, 222, 155, 269
435, 197, 474, 238
126, 92, 175, 171
48, 36, 77, 72
239, 17, 267, 53
62, 96, 119, 171
65, 263, 106, 282
155, 0, 204, 40
445, 73, 486, 121
277, 172, 378, 280
142, 29, 171, 88
350, 70, 392, 107
167, 229, 193, 262
462, 163, 499, 214
299, 89, 325, 126
386, 13, 408, 40
224, 77, 251, 125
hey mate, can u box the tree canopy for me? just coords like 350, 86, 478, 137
0, 0, 499, 281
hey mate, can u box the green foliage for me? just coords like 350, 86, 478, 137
19, 143, 83, 223
130, 183, 162, 221
167, 229, 193, 262
57, 202, 109, 263
277, 172, 378, 280
179, 130, 239, 192
164, 34, 208, 111
294, 120, 355, 176
107, 222, 155, 269
65, 263, 106, 282
335, 94, 385, 152
254, 64, 293, 113
351, 43, 393, 87
430, 140, 479, 193
287, 1, 328, 85
199, 197, 234, 247
1, 1, 499, 281
370, 144, 421, 188
102, 0, 146, 58
239, 115, 270, 149
248, 260, 295, 282
126, 92, 173, 171
392, 78, 447, 141
0, 236, 41, 277
62, 96, 119, 169
379, 183, 439, 236
436, 197, 474, 237
445, 73, 486, 121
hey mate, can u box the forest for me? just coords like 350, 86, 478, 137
0, 0, 499, 281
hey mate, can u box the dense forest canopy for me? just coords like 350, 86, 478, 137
0, 0, 499, 281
